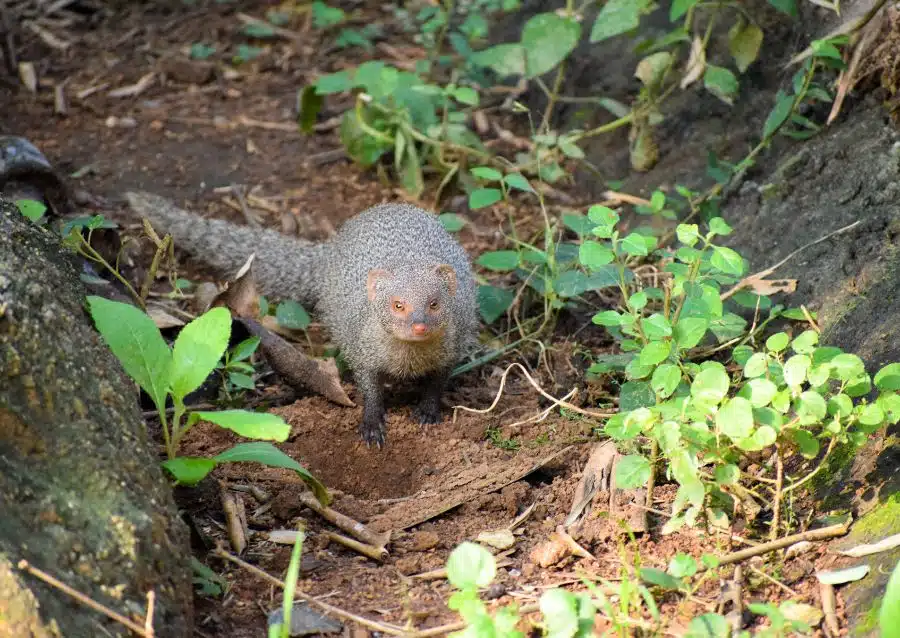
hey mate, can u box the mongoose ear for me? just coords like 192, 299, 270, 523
434, 264, 457, 296
366, 269, 393, 301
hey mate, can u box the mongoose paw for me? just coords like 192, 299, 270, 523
414, 402, 442, 425
359, 416, 387, 448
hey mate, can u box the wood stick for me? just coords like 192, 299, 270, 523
298, 492, 390, 550
703, 522, 850, 570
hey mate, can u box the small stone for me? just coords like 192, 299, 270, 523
409, 531, 440, 552
160, 57, 214, 85
395, 555, 421, 575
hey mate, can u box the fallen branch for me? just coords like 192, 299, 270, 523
324, 531, 387, 562
298, 492, 390, 551
703, 521, 850, 570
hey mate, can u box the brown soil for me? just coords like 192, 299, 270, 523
1, 2, 863, 636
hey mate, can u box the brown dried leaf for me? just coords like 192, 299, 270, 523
529, 535, 570, 568
681, 36, 706, 89
210, 255, 260, 318
744, 277, 797, 296
146, 304, 185, 329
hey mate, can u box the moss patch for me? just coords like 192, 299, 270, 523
851, 492, 900, 540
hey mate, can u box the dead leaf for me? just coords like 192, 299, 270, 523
147, 305, 185, 329
681, 37, 706, 89
564, 440, 617, 527
210, 255, 260, 318
476, 529, 516, 550
744, 277, 797, 296
108, 72, 156, 98
529, 535, 570, 568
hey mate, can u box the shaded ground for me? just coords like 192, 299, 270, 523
2, 1, 896, 636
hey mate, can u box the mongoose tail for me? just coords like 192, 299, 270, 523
125, 191, 325, 307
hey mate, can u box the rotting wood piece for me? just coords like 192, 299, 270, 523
0, 197, 193, 637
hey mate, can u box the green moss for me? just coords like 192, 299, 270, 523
851, 492, 900, 539
852, 596, 882, 636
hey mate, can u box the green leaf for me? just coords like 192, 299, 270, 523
677, 223, 700, 246
714, 464, 740, 485
795, 391, 827, 424
763, 90, 794, 139
471, 166, 503, 181
686, 613, 730, 638
621, 232, 650, 256
668, 553, 698, 578
591, 0, 648, 43
830, 353, 866, 381
228, 372, 256, 390
619, 380, 655, 411
652, 364, 682, 398
811, 39, 843, 60
579, 241, 615, 269
297, 85, 324, 134
741, 378, 777, 407
504, 173, 534, 193
593, 310, 625, 326
521, 13, 581, 78
189, 43, 217, 60
615, 454, 652, 488
16, 199, 47, 221
439, 213, 466, 232
710, 246, 744, 276
193, 410, 291, 441
162, 457, 217, 485
875, 363, 900, 391
87, 296, 171, 413
588, 204, 620, 228
791, 429, 820, 459
477, 285, 514, 323
311, 0, 345, 28
791, 329, 819, 354
231, 336, 261, 362
744, 352, 769, 377
398, 134, 425, 197
470, 43, 526, 77
315, 70, 353, 94
767, 0, 797, 16
214, 442, 329, 504
674, 317, 708, 349
643, 314, 673, 340
170, 307, 232, 401
783, 354, 811, 388
452, 86, 479, 106
737, 424, 776, 451
880, 558, 900, 637
708, 217, 733, 236
640, 340, 671, 366
728, 21, 763, 73
635, 52, 672, 88
703, 65, 739, 105
691, 366, 730, 405
476, 250, 519, 272
539, 589, 580, 638
276, 300, 311, 331
766, 332, 790, 353
469, 188, 503, 209
717, 397, 754, 440
446, 542, 496, 590
640, 567, 684, 590
670, 0, 700, 20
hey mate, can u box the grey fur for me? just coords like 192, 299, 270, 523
125, 193, 478, 446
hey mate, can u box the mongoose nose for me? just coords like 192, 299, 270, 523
412, 323, 428, 336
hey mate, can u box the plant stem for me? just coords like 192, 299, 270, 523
77, 238, 145, 309
540, 60, 567, 134
157, 407, 173, 460
646, 439, 659, 509
782, 436, 837, 495
770, 444, 784, 541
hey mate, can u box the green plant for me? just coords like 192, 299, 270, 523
268, 527, 305, 638
882, 559, 900, 638
216, 336, 261, 398
86, 296, 327, 502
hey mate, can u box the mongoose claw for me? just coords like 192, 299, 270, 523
358, 417, 387, 448
414, 402, 442, 425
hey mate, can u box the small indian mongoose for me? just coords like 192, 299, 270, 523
124, 192, 479, 447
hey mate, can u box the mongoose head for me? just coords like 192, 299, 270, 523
366, 264, 458, 343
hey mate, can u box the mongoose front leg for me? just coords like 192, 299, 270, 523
414, 370, 450, 425
355, 369, 387, 447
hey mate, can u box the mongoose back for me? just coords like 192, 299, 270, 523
125, 192, 479, 446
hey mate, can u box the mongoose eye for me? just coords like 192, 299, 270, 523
429, 300, 439, 310
393, 302, 404, 311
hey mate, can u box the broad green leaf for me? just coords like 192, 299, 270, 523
674, 317, 708, 349
858, 404, 885, 428
714, 464, 740, 485
728, 21, 763, 73
670, 0, 700, 20
635, 52, 672, 88
791, 330, 819, 354
477, 285, 514, 323
791, 429, 820, 459
588, 205, 619, 228
276, 300, 311, 331
591, 0, 648, 43
439, 213, 466, 232
762, 90, 794, 138
875, 363, 900, 391
621, 232, 650, 256
640, 340, 671, 366
16, 199, 47, 221
628, 291, 648, 310
676, 223, 700, 246
643, 314, 673, 340
476, 250, 519, 271
767, 0, 797, 16
193, 410, 291, 441
783, 354, 811, 388
740, 378, 777, 407
879, 558, 900, 637
469, 187, 503, 209
766, 332, 790, 353
708, 217, 733, 236
504, 173, 534, 193
579, 241, 615, 269
615, 454, 652, 488
737, 424, 776, 451
691, 367, 730, 404
471, 166, 503, 181
605, 412, 642, 440
228, 372, 255, 390
540, 589, 579, 638
170, 307, 231, 401
315, 70, 353, 94
795, 391, 827, 424
87, 296, 171, 413
744, 352, 768, 377
652, 364, 682, 398
828, 393, 853, 417
703, 65, 739, 105
717, 396, 754, 440
811, 39, 843, 60
215, 442, 328, 504
231, 336, 261, 362
297, 85, 323, 133
562, 213, 595, 236
640, 567, 683, 590
521, 13, 581, 78
830, 353, 866, 381
668, 553, 698, 578
710, 246, 744, 276
619, 380, 655, 411
593, 310, 625, 326
311, 0, 345, 28
162, 457, 217, 485
686, 614, 730, 638
446, 542, 496, 590
470, 43, 526, 77
452, 86, 479, 106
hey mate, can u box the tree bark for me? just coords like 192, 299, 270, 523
0, 196, 192, 637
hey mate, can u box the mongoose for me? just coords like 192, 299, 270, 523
124, 192, 479, 447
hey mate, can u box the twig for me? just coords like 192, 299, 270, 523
748, 564, 798, 597
702, 522, 850, 570
324, 531, 387, 562
18, 560, 149, 636
452, 362, 615, 423
230, 184, 260, 228
721, 220, 861, 301
771, 444, 784, 542
144, 591, 155, 638
213, 547, 407, 635
298, 492, 390, 550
